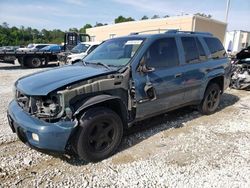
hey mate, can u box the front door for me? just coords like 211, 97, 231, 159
133, 37, 186, 119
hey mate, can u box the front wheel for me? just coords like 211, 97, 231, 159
199, 83, 221, 115
74, 107, 123, 162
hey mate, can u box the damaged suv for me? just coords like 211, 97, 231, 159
7, 30, 231, 162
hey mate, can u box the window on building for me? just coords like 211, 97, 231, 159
204, 37, 227, 59
181, 37, 200, 64
146, 37, 179, 68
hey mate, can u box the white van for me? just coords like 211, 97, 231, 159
66, 42, 100, 64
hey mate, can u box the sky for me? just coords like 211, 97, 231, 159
0, 0, 249, 31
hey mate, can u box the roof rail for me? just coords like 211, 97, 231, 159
130, 29, 213, 36
165, 30, 213, 36
130, 29, 171, 35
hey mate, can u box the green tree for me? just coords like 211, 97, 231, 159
114, 16, 135, 24
79, 24, 92, 33
151, 15, 160, 19
141, 16, 149, 20
94, 22, 104, 27
195, 13, 212, 18
69, 27, 79, 32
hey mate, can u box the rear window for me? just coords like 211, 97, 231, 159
204, 37, 227, 59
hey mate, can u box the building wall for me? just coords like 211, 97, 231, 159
224, 31, 250, 53
193, 16, 227, 42
86, 15, 226, 43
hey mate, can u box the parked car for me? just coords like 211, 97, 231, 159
7, 30, 231, 162
66, 42, 100, 64
17, 44, 52, 52
0, 46, 20, 52
39, 44, 62, 53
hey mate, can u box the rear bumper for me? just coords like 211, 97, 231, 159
7, 100, 77, 152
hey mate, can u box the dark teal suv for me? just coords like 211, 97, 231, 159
7, 30, 231, 162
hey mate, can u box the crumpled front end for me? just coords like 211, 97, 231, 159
230, 59, 250, 90
7, 100, 77, 152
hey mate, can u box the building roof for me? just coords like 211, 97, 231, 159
87, 15, 227, 32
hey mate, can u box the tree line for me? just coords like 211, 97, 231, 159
0, 13, 212, 46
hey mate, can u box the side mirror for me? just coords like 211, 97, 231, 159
137, 56, 155, 73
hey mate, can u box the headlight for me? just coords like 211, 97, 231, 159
35, 95, 61, 118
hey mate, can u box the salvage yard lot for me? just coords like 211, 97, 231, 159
0, 62, 250, 187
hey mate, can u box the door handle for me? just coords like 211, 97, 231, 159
175, 73, 182, 78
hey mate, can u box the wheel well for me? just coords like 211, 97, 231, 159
207, 76, 224, 93
76, 99, 128, 129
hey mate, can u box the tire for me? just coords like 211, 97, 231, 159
199, 83, 221, 115
27, 57, 42, 68
74, 107, 123, 162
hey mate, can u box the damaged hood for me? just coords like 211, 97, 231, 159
16, 65, 115, 96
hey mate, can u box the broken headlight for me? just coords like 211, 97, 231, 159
35, 95, 62, 118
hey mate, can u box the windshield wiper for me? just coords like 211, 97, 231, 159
84, 61, 111, 70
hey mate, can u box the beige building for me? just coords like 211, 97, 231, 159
86, 15, 227, 42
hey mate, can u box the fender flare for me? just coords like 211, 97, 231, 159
73, 95, 128, 124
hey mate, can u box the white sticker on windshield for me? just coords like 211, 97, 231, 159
125, 40, 143, 45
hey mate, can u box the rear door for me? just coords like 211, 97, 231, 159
179, 36, 208, 103
134, 37, 186, 119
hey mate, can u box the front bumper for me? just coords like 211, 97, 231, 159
7, 100, 77, 152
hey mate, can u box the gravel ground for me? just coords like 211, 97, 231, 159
0, 61, 250, 187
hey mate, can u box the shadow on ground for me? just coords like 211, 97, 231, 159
57, 92, 239, 166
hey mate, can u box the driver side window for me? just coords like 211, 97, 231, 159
145, 37, 179, 68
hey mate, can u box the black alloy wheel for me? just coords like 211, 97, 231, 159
199, 83, 221, 115
74, 107, 123, 162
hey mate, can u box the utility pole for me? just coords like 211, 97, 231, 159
224, 0, 231, 46
225, 0, 231, 23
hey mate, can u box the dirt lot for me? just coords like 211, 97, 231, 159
0, 62, 250, 187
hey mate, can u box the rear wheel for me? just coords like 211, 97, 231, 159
199, 83, 221, 115
27, 57, 42, 68
74, 107, 123, 162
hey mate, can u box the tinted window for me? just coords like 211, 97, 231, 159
36, 45, 48, 49
204, 37, 226, 59
146, 38, 179, 68
88, 45, 98, 54
195, 38, 207, 61
181, 37, 200, 64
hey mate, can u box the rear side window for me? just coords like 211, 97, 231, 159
204, 37, 227, 59
195, 38, 207, 61
181, 37, 199, 64
147, 38, 179, 68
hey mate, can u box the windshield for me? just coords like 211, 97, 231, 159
84, 38, 144, 67
27, 44, 34, 48
71, 43, 90, 53
41, 46, 50, 50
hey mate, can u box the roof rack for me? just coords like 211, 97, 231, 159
130, 29, 213, 36
165, 30, 213, 36
130, 29, 171, 35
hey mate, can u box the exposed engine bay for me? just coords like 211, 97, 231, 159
230, 58, 250, 90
